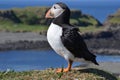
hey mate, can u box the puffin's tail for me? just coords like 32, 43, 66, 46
90, 54, 99, 65
92, 56, 99, 65
86, 51, 99, 65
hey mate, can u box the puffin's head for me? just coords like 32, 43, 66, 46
45, 2, 70, 19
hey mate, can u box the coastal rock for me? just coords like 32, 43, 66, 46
0, 29, 119, 55
0, 40, 50, 51
82, 30, 113, 39
83, 27, 120, 54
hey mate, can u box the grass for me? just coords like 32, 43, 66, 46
79, 26, 104, 33
0, 22, 104, 33
79, 16, 98, 26
109, 17, 120, 24
70, 19, 79, 25
0, 6, 104, 33
0, 68, 118, 80
106, 10, 120, 24
0, 23, 48, 32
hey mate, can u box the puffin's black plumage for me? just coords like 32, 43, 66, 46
61, 26, 98, 65
53, 2, 99, 65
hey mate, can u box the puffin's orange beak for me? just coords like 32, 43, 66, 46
45, 9, 53, 18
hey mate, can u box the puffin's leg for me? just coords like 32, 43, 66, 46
63, 60, 73, 72
56, 60, 73, 73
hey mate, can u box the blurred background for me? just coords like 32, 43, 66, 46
0, 0, 120, 76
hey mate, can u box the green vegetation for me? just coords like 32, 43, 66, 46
0, 23, 48, 32
80, 26, 104, 32
0, 7, 49, 26
12, 7, 48, 25
70, 10, 102, 27
105, 9, 120, 25
110, 9, 120, 24
0, 7, 103, 33
0, 68, 118, 80
0, 22, 104, 33
109, 17, 120, 24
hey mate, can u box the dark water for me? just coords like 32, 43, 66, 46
0, 0, 120, 22
0, 50, 120, 71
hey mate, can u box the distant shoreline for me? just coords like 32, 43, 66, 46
0, 31, 120, 55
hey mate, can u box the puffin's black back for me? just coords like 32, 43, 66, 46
61, 27, 99, 65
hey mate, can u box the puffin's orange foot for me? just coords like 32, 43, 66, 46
56, 68, 63, 73
56, 68, 70, 73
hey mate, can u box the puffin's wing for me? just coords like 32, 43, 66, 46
61, 27, 98, 65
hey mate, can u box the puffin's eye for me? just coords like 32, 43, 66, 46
54, 6, 56, 9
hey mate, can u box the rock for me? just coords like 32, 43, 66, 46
82, 30, 113, 39
0, 40, 50, 51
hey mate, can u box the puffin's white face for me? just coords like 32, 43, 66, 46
45, 4, 65, 18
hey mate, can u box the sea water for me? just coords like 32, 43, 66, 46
0, 50, 120, 71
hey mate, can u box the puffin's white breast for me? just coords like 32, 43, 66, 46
47, 23, 74, 61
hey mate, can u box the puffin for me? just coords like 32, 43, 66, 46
45, 2, 99, 73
